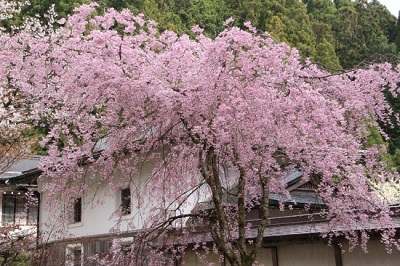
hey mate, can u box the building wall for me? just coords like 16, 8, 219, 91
277, 241, 336, 266
182, 246, 275, 266
182, 249, 222, 265
39, 184, 122, 242
0, 191, 39, 226
39, 164, 153, 242
182, 243, 326, 266
341, 240, 400, 266
182, 239, 400, 266
0, 194, 3, 225
38, 161, 205, 243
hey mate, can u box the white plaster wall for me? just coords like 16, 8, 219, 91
182, 247, 273, 266
38, 191, 69, 242
39, 161, 207, 243
0, 194, 2, 225
255, 248, 274, 266
278, 241, 336, 266
341, 239, 400, 266
181, 239, 400, 266
39, 162, 154, 241
182, 250, 222, 265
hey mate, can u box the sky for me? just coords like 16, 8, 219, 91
379, 0, 400, 17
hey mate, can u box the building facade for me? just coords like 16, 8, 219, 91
35, 162, 400, 266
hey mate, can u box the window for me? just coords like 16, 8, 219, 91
73, 198, 82, 223
120, 188, 131, 215
121, 238, 134, 255
66, 244, 83, 266
14, 194, 26, 224
28, 204, 38, 225
27, 192, 39, 225
72, 248, 82, 266
2, 192, 29, 225
2, 194, 15, 224
111, 238, 133, 258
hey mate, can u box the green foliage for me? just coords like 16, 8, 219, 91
366, 125, 400, 173
280, 0, 316, 58
0, 253, 31, 266
365, 126, 386, 147
225, 0, 317, 59
225, 0, 267, 29
395, 12, 400, 52
305, 0, 337, 24
353, 0, 397, 61
369, 0, 397, 43
305, 0, 341, 69
22, 127, 47, 155
330, 0, 398, 68
313, 36, 342, 69
381, 89, 400, 153
128, 0, 184, 33
173, 0, 229, 37
331, 1, 361, 68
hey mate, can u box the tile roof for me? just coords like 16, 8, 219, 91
269, 191, 324, 206
283, 167, 303, 187
179, 216, 400, 244
0, 156, 43, 180
197, 167, 323, 210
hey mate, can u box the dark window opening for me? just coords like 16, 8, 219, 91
28, 205, 38, 225
72, 247, 82, 266
121, 243, 132, 255
27, 192, 40, 225
2, 192, 39, 225
2, 194, 16, 224
73, 198, 82, 223
15, 195, 26, 224
121, 188, 131, 215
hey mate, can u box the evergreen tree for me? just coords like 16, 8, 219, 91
279, 0, 316, 58
226, 0, 267, 29
395, 11, 400, 52
331, 0, 397, 68
331, 0, 363, 68
369, 0, 397, 43
311, 23, 341, 69
304, 0, 341, 69
172, 0, 229, 37
353, 0, 397, 63
304, 0, 336, 25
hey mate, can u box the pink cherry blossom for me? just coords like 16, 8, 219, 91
1, 4, 399, 265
